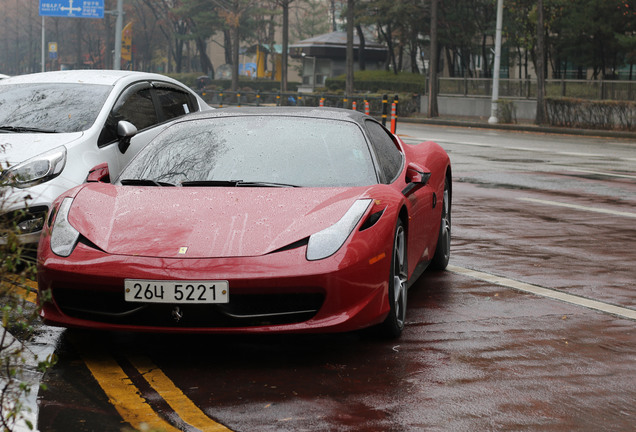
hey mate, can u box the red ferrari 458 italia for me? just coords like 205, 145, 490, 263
37, 107, 451, 338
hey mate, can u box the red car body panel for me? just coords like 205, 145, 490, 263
69, 184, 373, 258
37, 111, 450, 335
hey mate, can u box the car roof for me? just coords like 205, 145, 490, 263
181, 106, 374, 126
0, 70, 183, 87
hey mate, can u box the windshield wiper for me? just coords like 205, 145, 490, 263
181, 180, 297, 188
119, 179, 175, 187
236, 181, 298, 188
0, 125, 57, 133
181, 180, 242, 187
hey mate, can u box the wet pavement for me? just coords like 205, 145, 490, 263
34, 124, 636, 431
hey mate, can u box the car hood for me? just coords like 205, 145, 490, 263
69, 183, 373, 258
0, 132, 84, 164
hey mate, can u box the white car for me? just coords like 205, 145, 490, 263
0, 70, 210, 246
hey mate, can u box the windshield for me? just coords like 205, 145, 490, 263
118, 115, 378, 188
0, 83, 112, 133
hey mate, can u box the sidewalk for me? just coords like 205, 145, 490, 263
401, 114, 636, 141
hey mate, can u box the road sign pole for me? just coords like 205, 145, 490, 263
41, 16, 45, 72
114, 0, 123, 70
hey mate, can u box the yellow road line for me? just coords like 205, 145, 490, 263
70, 334, 179, 432
1, 277, 38, 304
130, 355, 233, 431
15, 278, 232, 430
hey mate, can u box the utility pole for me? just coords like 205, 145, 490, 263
488, 0, 504, 124
114, 0, 123, 70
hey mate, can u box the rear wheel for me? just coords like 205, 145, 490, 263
379, 219, 408, 339
431, 174, 451, 270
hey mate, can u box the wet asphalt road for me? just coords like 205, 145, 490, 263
35, 124, 635, 431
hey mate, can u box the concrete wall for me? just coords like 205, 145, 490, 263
420, 95, 537, 121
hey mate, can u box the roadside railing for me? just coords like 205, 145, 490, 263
438, 77, 635, 100
199, 90, 388, 109
198, 90, 403, 132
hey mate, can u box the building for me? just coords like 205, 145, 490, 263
290, 31, 388, 92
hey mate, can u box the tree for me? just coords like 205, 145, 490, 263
361, 0, 399, 72
535, 0, 546, 124
277, 0, 294, 92
291, 0, 330, 41
438, 0, 494, 78
346, 0, 355, 97
356, 24, 366, 71
428, 0, 439, 117
140, 0, 190, 73
505, 0, 538, 79
0, 170, 55, 431
130, 1, 163, 71
175, 0, 223, 75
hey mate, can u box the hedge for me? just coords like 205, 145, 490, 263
325, 70, 428, 93
546, 97, 636, 131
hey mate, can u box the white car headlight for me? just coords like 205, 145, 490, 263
50, 197, 80, 257
306, 199, 372, 261
1, 146, 67, 188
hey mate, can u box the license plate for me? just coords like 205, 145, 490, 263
124, 279, 229, 304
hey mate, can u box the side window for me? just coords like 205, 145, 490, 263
365, 120, 404, 183
116, 88, 158, 130
154, 87, 196, 121
98, 83, 157, 147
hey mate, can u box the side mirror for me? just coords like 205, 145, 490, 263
402, 162, 431, 196
86, 162, 110, 183
117, 120, 138, 154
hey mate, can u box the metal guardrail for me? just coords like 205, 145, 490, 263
199, 77, 634, 111
438, 77, 636, 101
200, 90, 384, 109
198, 90, 402, 132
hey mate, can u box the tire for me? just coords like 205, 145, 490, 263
430, 174, 451, 270
379, 219, 408, 339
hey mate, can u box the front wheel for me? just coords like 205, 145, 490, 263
430, 174, 451, 270
378, 219, 408, 339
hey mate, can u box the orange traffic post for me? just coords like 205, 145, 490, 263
390, 102, 397, 133
319, 97, 324, 107
364, 100, 370, 115
352, 101, 357, 111
392, 94, 399, 131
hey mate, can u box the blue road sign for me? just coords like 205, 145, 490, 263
39, 0, 104, 19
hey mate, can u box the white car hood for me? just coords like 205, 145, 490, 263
0, 132, 84, 165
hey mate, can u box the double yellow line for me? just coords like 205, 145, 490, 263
7, 279, 233, 432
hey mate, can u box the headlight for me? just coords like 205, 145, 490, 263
306, 199, 372, 261
1, 146, 67, 188
50, 197, 80, 257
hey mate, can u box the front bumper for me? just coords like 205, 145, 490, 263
37, 234, 394, 334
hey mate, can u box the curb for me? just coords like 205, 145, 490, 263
400, 117, 636, 140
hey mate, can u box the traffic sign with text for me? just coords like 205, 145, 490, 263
39, 1, 104, 19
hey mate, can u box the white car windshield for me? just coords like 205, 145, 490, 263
0, 83, 112, 133
118, 115, 379, 188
